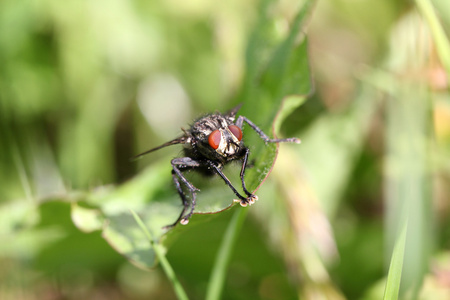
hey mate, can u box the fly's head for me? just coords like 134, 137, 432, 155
207, 124, 242, 157
190, 111, 243, 161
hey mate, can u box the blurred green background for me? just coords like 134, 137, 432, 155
1, 0, 450, 299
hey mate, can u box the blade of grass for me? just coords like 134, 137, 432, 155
382, 11, 433, 296
383, 217, 408, 300
130, 210, 189, 300
415, 0, 450, 80
205, 208, 248, 300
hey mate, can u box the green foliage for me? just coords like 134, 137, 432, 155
72, 0, 311, 279
1, 0, 450, 299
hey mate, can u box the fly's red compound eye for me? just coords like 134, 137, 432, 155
228, 125, 242, 141
208, 130, 221, 149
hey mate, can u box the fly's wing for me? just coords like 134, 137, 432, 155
132, 135, 188, 160
225, 103, 243, 121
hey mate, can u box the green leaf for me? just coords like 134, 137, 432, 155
0, 200, 66, 260
71, 203, 103, 233
236, 0, 313, 192
102, 212, 157, 270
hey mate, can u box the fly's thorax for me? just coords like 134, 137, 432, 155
191, 115, 232, 136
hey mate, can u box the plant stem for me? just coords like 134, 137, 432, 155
130, 210, 189, 300
205, 207, 248, 300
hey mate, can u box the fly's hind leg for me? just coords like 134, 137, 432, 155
164, 157, 201, 229
162, 171, 192, 229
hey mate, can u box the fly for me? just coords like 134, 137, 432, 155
134, 104, 300, 228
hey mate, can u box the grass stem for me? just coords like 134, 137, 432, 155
130, 210, 189, 300
205, 207, 248, 300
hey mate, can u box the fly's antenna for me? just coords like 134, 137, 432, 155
131, 136, 188, 161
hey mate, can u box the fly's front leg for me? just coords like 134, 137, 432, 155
207, 160, 256, 207
235, 116, 300, 144
165, 157, 202, 228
